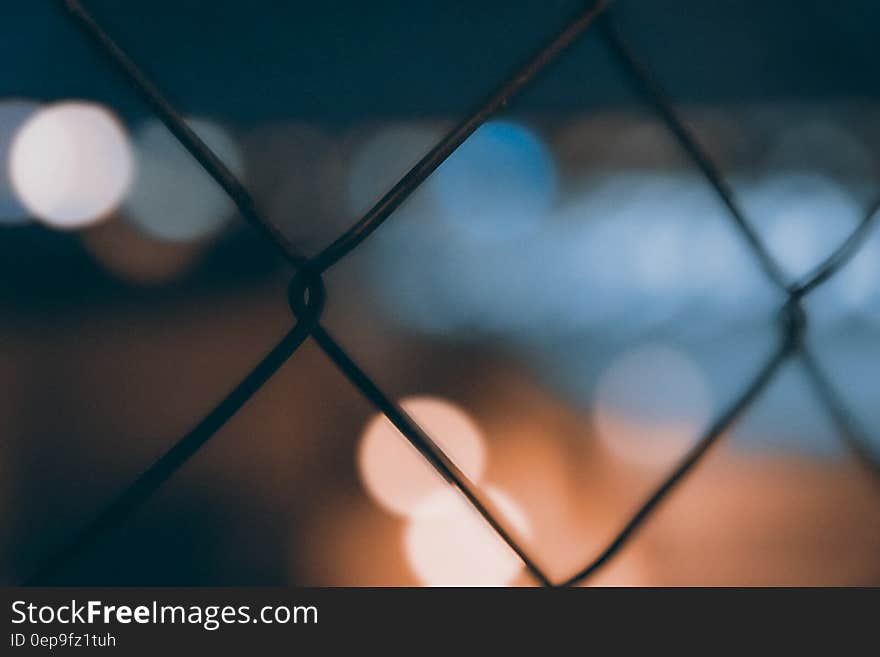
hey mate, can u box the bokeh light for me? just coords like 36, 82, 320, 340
563, 174, 700, 332
742, 172, 869, 325
806, 226, 880, 327
749, 173, 860, 282
4, 0, 880, 590
432, 120, 557, 243
403, 487, 529, 586
125, 117, 244, 242
9, 101, 134, 229
366, 168, 783, 344
593, 345, 712, 467
0, 99, 40, 225
358, 396, 486, 517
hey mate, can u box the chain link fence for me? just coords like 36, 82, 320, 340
23, 0, 880, 586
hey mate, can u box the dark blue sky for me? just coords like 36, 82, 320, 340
3, 0, 877, 127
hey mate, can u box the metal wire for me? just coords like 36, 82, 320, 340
25, 309, 321, 586
598, 14, 880, 482
20, 0, 880, 586
563, 316, 799, 586
309, 0, 615, 274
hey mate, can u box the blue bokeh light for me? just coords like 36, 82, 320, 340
431, 121, 557, 243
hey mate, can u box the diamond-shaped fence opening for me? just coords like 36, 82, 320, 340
15, 0, 880, 586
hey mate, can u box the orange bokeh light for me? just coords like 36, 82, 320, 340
404, 486, 530, 586
358, 396, 486, 517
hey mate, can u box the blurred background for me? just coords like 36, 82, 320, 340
2, 0, 879, 586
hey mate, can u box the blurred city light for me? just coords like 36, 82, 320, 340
3, 88, 880, 586
403, 486, 529, 586
358, 396, 486, 517
804, 215, 880, 328
592, 344, 712, 467
365, 171, 782, 341
746, 173, 860, 282
432, 120, 557, 243
9, 101, 133, 229
124, 117, 244, 242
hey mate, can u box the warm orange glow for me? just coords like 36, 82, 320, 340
358, 396, 486, 517
404, 487, 529, 586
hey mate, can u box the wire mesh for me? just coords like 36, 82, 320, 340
22, 0, 880, 586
